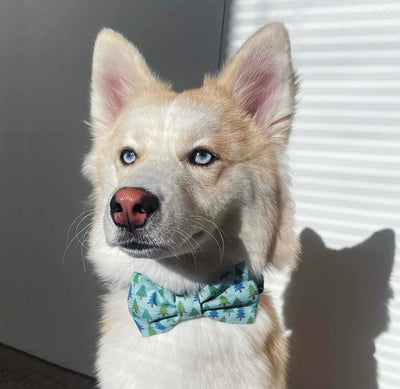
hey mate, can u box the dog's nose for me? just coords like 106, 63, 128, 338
110, 187, 159, 230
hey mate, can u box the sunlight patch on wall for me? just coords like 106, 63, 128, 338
225, 1, 400, 387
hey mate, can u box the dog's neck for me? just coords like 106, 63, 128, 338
128, 239, 249, 294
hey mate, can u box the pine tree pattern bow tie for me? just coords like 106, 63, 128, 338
127, 262, 264, 337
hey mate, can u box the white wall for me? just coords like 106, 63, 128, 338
224, 1, 400, 388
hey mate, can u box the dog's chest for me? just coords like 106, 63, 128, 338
96, 292, 273, 389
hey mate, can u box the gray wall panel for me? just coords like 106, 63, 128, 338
0, 0, 225, 375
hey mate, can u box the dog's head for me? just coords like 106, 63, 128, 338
83, 23, 299, 289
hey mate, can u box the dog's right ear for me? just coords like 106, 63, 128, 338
90, 29, 161, 136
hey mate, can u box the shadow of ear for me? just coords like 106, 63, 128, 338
283, 228, 395, 389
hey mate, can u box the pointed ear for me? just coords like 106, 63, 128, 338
358, 229, 395, 272
218, 23, 297, 147
90, 28, 160, 135
300, 228, 326, 251
360, 229, 395, 252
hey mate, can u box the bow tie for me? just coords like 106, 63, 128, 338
127, 261, 264, 337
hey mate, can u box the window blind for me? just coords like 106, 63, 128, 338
224, 1, 400, 388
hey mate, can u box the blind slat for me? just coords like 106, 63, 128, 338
226, 2, 400, 387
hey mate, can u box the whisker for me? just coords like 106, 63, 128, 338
188, 222, 224, 262
65, 209, 93, 246
62, 210, 94, 269
78, 225, 93, 272
171, 227, 200, 265
74, 213, 93, 246
181, 214, 229, 268
190, 214, 231, 246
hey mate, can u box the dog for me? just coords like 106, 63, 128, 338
83, 22, 299, 389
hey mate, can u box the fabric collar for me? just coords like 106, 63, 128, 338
127, 261, 264, 337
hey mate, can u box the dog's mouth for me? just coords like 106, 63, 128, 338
116, 229, 206, 258
120, 240, 164, 251
107, 213, 211, 259
117, 239, 171, 258
112, 224, 166, 253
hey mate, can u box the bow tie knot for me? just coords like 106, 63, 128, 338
174, 295, 202, 321
128, 262, 263, 337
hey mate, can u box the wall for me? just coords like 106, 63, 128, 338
224, 1, 399, 388
0, 0, 226, 376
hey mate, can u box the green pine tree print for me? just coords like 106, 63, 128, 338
142, 309, 152, 321
248, 284, 257, 300
148, 326, 156, 336
159, 304, 169, 317
247, 316, 254, 324
233, 297, 242, 306
220, 316, 227, 323
177, 301, 186, 316
219, 295, 229, 307
133, 273, 140, 285
133, 299, 139, 313
137, 285, 147, 300
158, 288, 165, 297
209, 284, 218, 295
189, 308, 200, 317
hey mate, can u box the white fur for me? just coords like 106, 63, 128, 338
97, 290, 274, 389
84, 23, 298, 389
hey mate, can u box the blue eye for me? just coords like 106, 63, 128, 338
120, 149, 137, 165
189, 149, 216, 166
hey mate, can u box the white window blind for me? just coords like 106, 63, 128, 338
224, 1, 400, 388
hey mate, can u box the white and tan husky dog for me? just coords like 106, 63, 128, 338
83, 22, 299, 389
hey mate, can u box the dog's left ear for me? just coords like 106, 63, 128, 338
218, 23, 297, 148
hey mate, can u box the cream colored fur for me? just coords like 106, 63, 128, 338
83, 22, 299, 389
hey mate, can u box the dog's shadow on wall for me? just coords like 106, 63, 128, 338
283, 228, 395, 389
